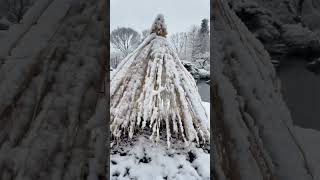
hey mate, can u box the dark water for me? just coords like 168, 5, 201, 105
278, 58, 320, 130
195, 63, 320, 130
197, 80, 210, 102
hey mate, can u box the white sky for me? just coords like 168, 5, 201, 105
110, 0, 210, 35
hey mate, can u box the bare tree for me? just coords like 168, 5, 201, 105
110, 51, 124, 68
169, 32, 188, 58
110, 27, 141, 56
141, 29, 150, 41
4, 0, 31, 23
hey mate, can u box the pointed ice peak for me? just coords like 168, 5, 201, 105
150, 14, 168, 37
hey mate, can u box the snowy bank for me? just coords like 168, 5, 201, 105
110, 135, 210, 180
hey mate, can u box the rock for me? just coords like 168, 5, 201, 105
181, 60, 200, 79
281, 24, 320, 56
265, 43, 289, 56
232, 1, 282, 43
306, 58, 320, 74
0, 23, 9, 30
198, 68, 210, 79
0, 17, 11, 30
271, 59, 280, 70
300, 0, 320, 31
230, 0, 320, 57
181, 60, 210, 80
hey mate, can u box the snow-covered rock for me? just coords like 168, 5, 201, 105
198, 69, 210, 79
181, 60, 210, 80
306, 57, 320, 74
281, 24, 320, 55
230, 0, 320, 57
233, 1, 281, 43
0, 17, 10, 30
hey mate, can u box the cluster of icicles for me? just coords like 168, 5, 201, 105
110, 34, 209, 147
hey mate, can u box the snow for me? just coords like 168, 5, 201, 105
0, 0, 53, 58
0, 0, 73, 118
180, 60, 210, 79
110, 135, 210, 180
198, 69, 210, 79
212, 1, 319, 179
0, 0, 106, 178
150, 14, 167, 37
0, 16, 12, 28
294, 126, 320, 179
202, 101, 210, 127
110, 15, 209, 146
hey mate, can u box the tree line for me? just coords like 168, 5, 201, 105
110, 18, 210, 70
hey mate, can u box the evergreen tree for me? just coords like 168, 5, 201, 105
192, 18, 210, 59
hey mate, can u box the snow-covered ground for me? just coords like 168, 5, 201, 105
110, 136, 210, 180
294, 126, 320, 179
110, 101, 210, 180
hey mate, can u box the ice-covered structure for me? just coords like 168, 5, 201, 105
110, 14, 210, 147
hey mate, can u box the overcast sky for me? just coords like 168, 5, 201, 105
110, 0, 210, 35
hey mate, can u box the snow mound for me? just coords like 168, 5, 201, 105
110, 135, 210, 180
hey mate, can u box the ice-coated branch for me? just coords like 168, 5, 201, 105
110, 32, 209, 147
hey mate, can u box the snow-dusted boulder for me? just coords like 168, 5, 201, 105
306, 57, 320, 74
281, 24, 320, 55
233, 1, 281, 43
300, 0, 320, 31
181, 60, 210, 80
198, 69, 210, 79
0, 16, 13, 30
230, 0, 320, 57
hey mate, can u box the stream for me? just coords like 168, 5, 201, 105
196, 59, 320, 131
197, 80, 210, 102
278, 57, 320, 130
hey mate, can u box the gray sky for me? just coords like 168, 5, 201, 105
110, 0, 210, 35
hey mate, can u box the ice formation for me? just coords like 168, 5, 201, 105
110, 14, 209, 147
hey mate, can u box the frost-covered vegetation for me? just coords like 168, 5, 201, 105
111, 135, 210, 180
110, 16, 210, 77
110, 14, 210, 147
